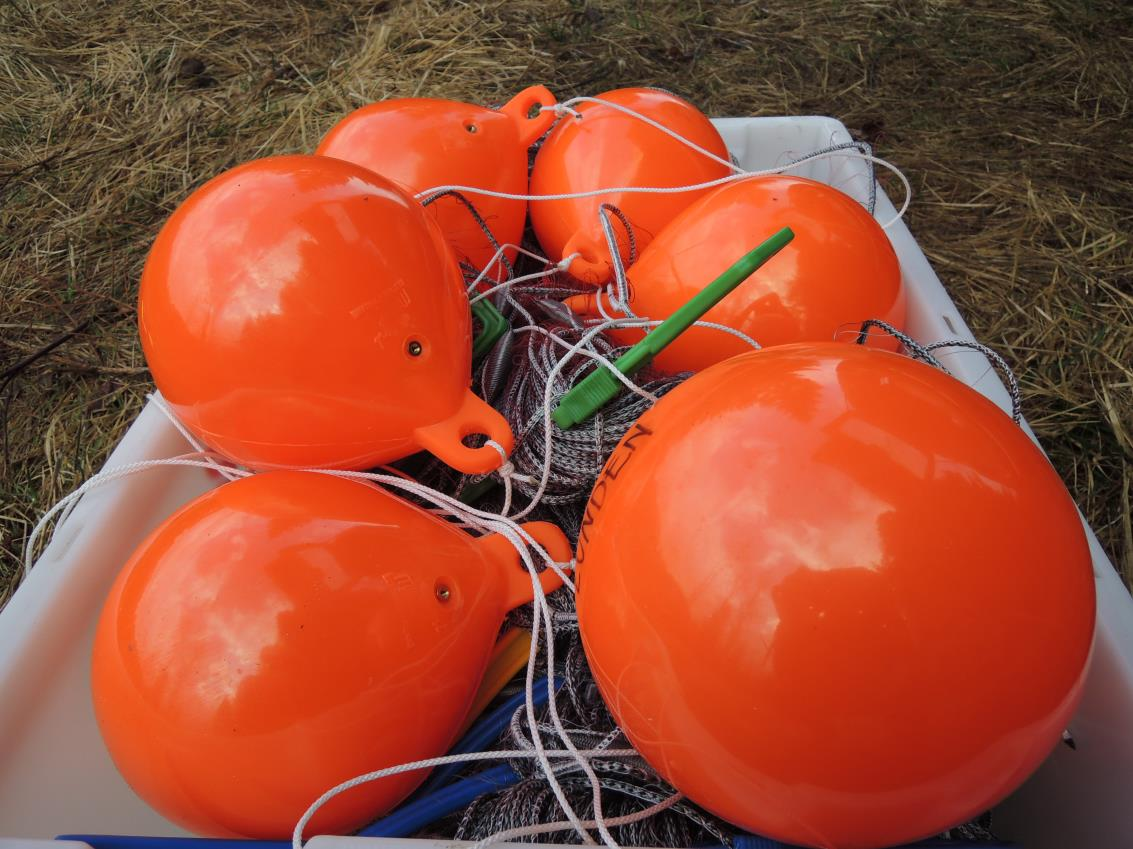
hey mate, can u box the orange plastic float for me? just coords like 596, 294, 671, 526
92, 471, 570, 839
566, 175, 906, 372
529, 87, 732, 285
317, 86, 558, 282
576, 343, 1095, 849
139, 154, 512, 474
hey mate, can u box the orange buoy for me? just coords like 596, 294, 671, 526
92, 471, 570, 839
576, 343, 1095, 849
565, 175, 906, 372
139, 154, 512, 474
317, 86, 557, 282
529, 88, 731, 285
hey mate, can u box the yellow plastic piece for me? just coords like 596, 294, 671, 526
460, 627, 533, 735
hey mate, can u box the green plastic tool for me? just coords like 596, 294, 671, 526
457, 474, 498, 506
551, 226, 795, 430
455, 299, 510, 505
471, 297, 509, 363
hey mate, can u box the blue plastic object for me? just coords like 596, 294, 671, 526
59, 769, 518, 847
60, 831, 1018, 849
57, 840, 284, 849
419, 676, 563, 794
358, 764, 517, 837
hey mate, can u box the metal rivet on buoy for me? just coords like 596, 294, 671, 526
407, 340, 423, 357
435, 584, 451, 602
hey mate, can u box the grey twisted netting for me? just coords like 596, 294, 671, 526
411, 284, 689, 542
495, 319, 685, 539
854, 317, 945, 367
787, 140, 878, 214
421, 188, 516, 280
450, 773, 730, 847
924, 339, 1023, 424
394, 176, 1005, 848
425, 628, 737, 847
854, 318, 1025, 424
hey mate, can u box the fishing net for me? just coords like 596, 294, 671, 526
21, 93, 1013, 849
390, 134, 1004, 843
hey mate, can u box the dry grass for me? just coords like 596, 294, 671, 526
1, 0, 1130, 606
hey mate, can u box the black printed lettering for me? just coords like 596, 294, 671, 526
576, 422, 656, 567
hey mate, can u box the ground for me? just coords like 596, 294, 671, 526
1, 0, 1130, 606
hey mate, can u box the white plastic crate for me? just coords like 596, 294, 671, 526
1, 116, 1130, 849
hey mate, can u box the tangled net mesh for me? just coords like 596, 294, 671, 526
395, 179, 1001, 843
398, 222, 736, 843
20, 95, 1011, 848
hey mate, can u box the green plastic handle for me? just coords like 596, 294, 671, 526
551, 227, 795, 429
471, 298, 509, 363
